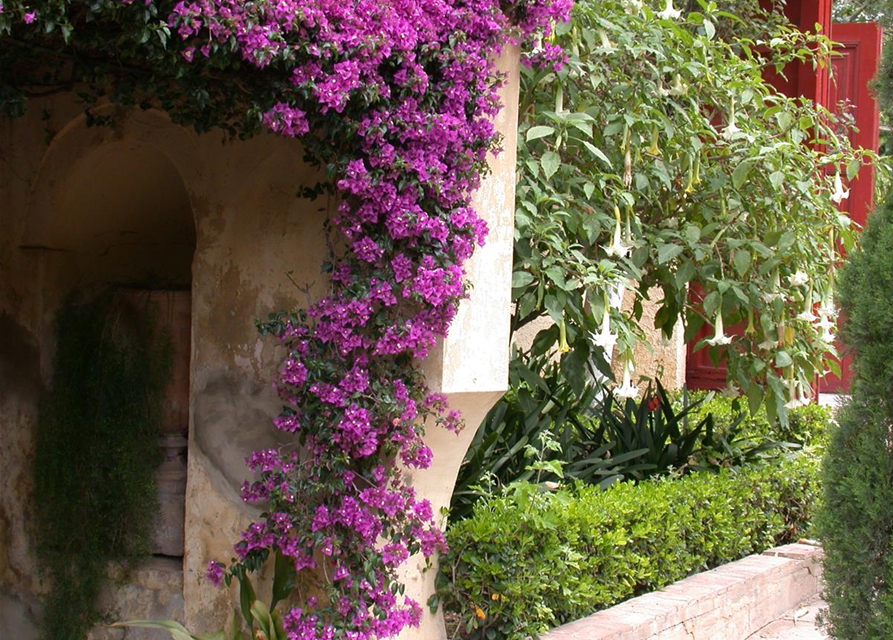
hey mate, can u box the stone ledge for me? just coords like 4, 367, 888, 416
89, 557, 185, 640
540, 543, 823, 640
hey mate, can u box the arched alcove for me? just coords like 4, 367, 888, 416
45, 141, 196, 287
38, 140, 197, 560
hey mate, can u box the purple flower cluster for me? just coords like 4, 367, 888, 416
164, 0, 571, 637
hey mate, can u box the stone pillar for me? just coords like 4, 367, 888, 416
120, 289, 192, 558
152, 290, 191, 558
402, 44, 521, 640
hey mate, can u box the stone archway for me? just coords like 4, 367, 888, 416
30, 139, 198, 634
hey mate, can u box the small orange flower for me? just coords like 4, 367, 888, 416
474, 606, 487, 620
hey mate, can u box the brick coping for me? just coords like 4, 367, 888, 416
540, 543, 823, 640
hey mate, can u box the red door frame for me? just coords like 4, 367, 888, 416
818, 21, 882, 393
828, 21, 882, 231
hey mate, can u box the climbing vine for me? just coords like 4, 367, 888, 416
32, 292, 171, 640
2, 1, 569, 638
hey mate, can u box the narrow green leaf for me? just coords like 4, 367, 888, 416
526, 125, 555, 142
271, 550, 297, 612
239, 575, 257, 630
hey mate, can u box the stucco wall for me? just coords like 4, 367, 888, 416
0, 46, 520, 640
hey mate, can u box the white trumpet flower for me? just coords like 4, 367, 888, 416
830, 172, 850, 205
721, 100, 740, 141
789, 271, 809, 287
604, 207, 632, 258
785, 380, 812, 409
614, 360, 639, 400
818, 315, 836, 343
592, 307, 618, 354
657, 0, 681, 20
705, 310, 732, 346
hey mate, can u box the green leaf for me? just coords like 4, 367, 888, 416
544, 292, 565, 323
769, 171, 785, 189
271, 550, 297, 612
775, 350, 793, 368
746, 382, 764, 416
582, 141, 612, 167
512, 271, 536, 288
732, 161, 753, 189
583, 182, 596, 199
110, 620, 195, 640
778, 232, 796, 251
733, 249, 751, 276
775, 111, 794, 131
239, 575, 257, 630
526, 125, 555, 142
657, 243, 684, 265
703, 291, 721, 317
541, 151, 561, 180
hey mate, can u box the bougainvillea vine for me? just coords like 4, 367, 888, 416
205, 2, 569, 636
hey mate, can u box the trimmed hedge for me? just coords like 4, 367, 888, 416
437, 455, 820, 640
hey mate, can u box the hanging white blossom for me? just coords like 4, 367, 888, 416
592, 306, 618, 354
657, 0, 681, 20
705, 309, 732, 346
604, 206, 632, 258
614, 359, 639, 400
830, 172, 850, 205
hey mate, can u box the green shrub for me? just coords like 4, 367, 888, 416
437, 455, 820, 640
683, 390, 832, 448
818, 200, 893, 639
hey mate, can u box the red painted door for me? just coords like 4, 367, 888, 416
818, 21, 882, 393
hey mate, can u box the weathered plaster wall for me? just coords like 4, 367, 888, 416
619, 287, 686, 392
1, 46, 521, 640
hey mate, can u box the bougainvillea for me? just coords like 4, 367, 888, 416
1, 0, 569, 638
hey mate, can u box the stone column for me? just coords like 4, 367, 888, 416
402, 44, 521, 640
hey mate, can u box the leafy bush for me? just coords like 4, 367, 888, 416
818, 199, 893, 639
437, 455, 819, 640
683, 390, 832, 448
512, 0, 869, 419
